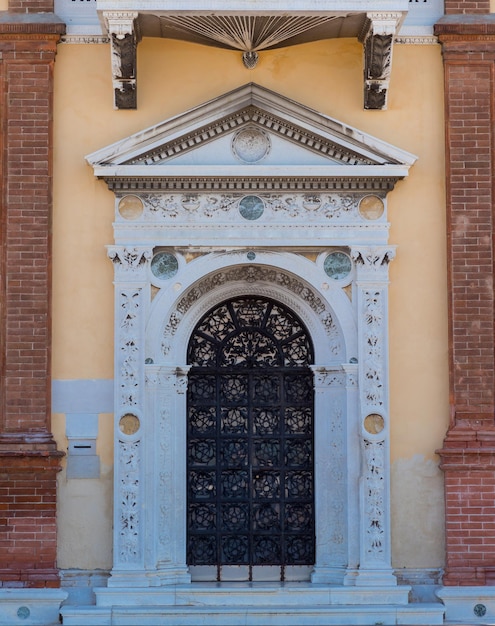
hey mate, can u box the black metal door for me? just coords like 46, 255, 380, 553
186, 296, 315, 580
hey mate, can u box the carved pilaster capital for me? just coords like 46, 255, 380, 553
351, 246, 395, 280
108, 246, 152, 281
174, 366, 191, 394
145, 365, 191, 392
310, 366, 345, 390
342, 363, 359, 389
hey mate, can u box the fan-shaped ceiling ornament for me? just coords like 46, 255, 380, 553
161, 14, 341, 68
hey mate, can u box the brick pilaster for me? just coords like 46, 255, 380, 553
0, 17, 65, 588
435, 15, 495, 586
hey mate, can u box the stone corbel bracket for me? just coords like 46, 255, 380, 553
103, 11, 140, 110
359, 12, 402, 111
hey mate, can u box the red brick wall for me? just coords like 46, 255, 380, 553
0, 24, 64, 588
436, 18, 495, 586
0, 454, 61, 588
444, 0, 490, 13
9, 0, 54, 13
2, 41, 54, 434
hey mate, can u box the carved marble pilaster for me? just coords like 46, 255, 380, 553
108, 245, 151, 584
359, 13, 402, 110
342, 363, 361, 583
351, 245, 396, 586
147, 365, 191, 585
103, 11, 140, 109
310, 366, 348, 584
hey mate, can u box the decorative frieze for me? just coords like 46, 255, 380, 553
126, 192, 365, 224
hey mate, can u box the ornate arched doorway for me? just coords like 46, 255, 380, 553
186, 296, 315, 581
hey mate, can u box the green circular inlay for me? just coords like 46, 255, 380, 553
151, 252, 179, 280
17, 607, 30, 620
474, 604, 487, 618
324, 252, 352, 280
239, 196, 264, 221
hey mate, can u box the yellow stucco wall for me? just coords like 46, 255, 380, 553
52, 38, 448, 570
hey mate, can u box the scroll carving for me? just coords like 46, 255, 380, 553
363, 290, 384, 408
363, 439, 385, 558
359, 13, 402, 110
118, 440, 141, 562
118, 289, 141, 408
159, 405, 172, 562
104, 11, 139, 110
162, 267, 342, 356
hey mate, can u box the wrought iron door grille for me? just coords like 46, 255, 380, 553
187, 297, 315, 575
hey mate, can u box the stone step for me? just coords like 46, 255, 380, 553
94, 583, 412, 608
61, 602, 445, 626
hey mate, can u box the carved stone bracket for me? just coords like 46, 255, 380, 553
359, 13, 402, 110
103, 11, 140, 110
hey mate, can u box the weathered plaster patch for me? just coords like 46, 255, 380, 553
391, 454, 444, 569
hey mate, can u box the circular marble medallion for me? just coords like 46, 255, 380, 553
232, 127, 271, 163
359, 195, 385, 220
119, 414, 140, 436
364, 414, 385, 435
118, 195, 144, 220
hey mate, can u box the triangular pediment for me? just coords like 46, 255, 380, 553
87, 83, 416, 186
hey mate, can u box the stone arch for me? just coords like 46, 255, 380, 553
146, 252, 357, 368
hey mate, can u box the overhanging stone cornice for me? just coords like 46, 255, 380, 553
93, 166, 411, 193
98, 1, 409, 109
